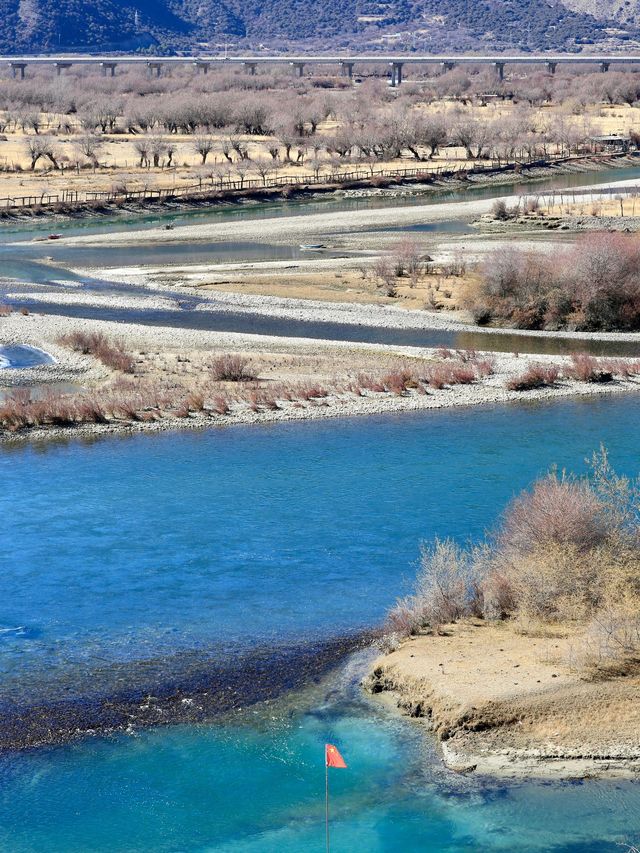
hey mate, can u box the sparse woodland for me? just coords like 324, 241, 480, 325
0, 65, 639, 193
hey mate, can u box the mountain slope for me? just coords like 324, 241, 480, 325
0, 0, 638, 53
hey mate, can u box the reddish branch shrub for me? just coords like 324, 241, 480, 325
356, 373, 385, 393
507, 364, 559, 391
381, 369, 418, 394
603, 358, 640, 378
211, 394, 231, 415
565, 353, 613, 383
211, 354, 255, 382
498, 476, 610, 556
58, 331, 134, 373
466, 234, 640, 332
297, 383, 329, 400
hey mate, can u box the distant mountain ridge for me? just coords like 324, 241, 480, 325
1, 0, 639, 54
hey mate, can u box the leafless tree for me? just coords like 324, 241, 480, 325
25, 135, 59, 170
192, 134, 215, 165
73, 134, 103, 168
133, 137, 151, 168
253, 160, 277, 186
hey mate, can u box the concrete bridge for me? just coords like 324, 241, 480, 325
3, 54, 640, 85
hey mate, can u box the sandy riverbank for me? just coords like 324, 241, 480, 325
28, 274, 640, 345
35, 177, 640, 251
365, 620, 640, 779
2, 310, 640, 443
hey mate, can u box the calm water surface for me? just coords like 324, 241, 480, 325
1, 396, 640, 849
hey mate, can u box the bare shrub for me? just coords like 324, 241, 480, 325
385, 451, 640, 644
211, 354, 255, 382
603, 358, 640, 378
491, 199, 510, 220
356, 372, 385, 393
0, 304, 12, 317
422, 361, 478, 389
576, 604, 640, 677
372, 256, 398, 297
58, 331, 134, 373
381, 368, 418, 394
466, 234, 640, 332
211, 394, 231, 415
507, 364, 559, 391
297, 383, 329, 400
565, 352, 613, 383
499, 475, 610, 556
387, 597, 424, 636
386, 539, 483, 636
473, 358, 495, 377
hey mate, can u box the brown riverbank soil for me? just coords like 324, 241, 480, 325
365, 620, 640, 778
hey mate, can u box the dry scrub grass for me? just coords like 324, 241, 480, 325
388, 449, 640, 678
0, 346, 494, 435
58, 330, 134, 373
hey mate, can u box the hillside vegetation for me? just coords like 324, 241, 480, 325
1, 0, 639, 54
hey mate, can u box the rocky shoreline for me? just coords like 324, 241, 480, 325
0, 631, 376, 751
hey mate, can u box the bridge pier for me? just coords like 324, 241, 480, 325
54, 62, 72, 77
290, 61, 305, 77
193, 61, 210, 74
147, 61, 163, 78
546, 61, 557, 75
600, 61, 610, 73
493, 61, 505, 81
10, 62, 27, 80
340, 61, 354, 79
389, 61, 403, 87
244, 61, 257, 75
100, 62, 117, 77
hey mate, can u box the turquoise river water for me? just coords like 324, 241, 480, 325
1, 395, 640, 850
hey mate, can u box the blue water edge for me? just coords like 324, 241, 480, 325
1, 395, 640, 850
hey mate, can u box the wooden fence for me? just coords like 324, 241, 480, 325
0, 151, 626, 211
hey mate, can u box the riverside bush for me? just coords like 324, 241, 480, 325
565, 353, 613, 383
507, 364, 559, 391
387, 450, 640, 675
211, 354, 255, 382
58, 331, 134, 373
466, 234, 640, 332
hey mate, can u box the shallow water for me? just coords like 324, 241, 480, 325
3, 165, 640, 358
2, 162, 640, 285
0, 344, 54, 369
15, 298, 640, 357
2, 397, 640, 847
1, 678, 639, 853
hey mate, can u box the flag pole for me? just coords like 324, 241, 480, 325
325, 759, 330, 853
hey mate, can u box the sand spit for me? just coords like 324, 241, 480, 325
2, 311, 640, 444
365, 622, 640, 780
39, 178, 640, 250
37, 272, 640, 344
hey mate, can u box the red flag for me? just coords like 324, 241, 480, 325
325, 744, 347, 769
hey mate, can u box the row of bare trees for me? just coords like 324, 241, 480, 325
20, 104, 605, 174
